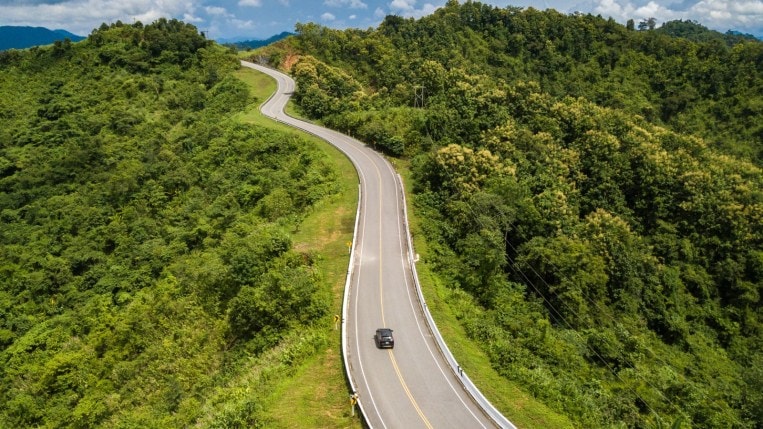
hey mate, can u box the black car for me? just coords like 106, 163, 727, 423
374, 328, 394, 349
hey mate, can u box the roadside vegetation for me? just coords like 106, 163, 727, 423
250, 1, 763, 427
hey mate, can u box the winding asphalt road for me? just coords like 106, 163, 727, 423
242, 61, 508, 429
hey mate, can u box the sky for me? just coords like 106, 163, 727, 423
0, 0, 761, 41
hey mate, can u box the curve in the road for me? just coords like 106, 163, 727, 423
242, 60, 515, 429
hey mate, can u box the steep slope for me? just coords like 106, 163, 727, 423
0, 19, 352, 427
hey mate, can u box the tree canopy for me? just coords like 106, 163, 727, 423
256, 2, 763, 427
0, 19, 342, 427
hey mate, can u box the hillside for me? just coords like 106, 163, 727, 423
0, 26, 85, 51
277, 4, 762, 166
225, 31, 294, 50
251, 2, 763, 427
655, 20, 759, 44
0, 19, 356, 427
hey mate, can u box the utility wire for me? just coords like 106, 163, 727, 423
459, 198, 684, 422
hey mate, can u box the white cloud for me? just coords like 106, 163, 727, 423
204, 6, 228, 16
183, 12, 203, 23
692, 0, 763, 29
349, 14, 357, 19
390, 0, 416, 11
278, 0, 289, 5
374, 6, 387, 18
231, 18, 254, 28
591, 0, 763, 33
321, 12, 336, 20
418, 3, 439, 16
733, 0, 763, 13
0, 0, 202, 36
634, 1, 666, 17
389, 0, 439, 17
592, 0, 628, 16
324, 0, 368, 8
238, 0, 262, 7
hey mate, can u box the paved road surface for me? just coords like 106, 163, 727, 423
242, 61, 506, 429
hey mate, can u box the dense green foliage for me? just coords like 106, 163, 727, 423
287, 1, 763, 165
0, 19, 343, 427
261, 2, 763, 427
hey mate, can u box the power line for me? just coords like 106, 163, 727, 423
414, 85, 425, 108
457, 198, 683, 422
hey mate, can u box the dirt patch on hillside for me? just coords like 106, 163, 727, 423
281, 53, 300, 72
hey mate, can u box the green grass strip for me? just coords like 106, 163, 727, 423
233, 66, 362, 428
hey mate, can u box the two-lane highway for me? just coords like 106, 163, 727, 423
242, 61, 503, 428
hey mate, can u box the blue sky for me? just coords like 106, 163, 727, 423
1, 0, 761, 40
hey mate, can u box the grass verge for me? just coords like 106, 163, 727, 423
234, 65, 362, 428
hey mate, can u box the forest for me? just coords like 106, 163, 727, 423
252, 1, 762, 427
0, 19, 353, 427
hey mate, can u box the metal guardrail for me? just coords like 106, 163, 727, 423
341, 184, 370, 427
396, 173, 517, 429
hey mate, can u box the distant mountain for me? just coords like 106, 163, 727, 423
656, 19, 759, 45
0, 26, 85, 50
221, 31, 293, 50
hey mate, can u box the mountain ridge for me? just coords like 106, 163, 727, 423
221, 31, 294, 50
0, 25, 85, 50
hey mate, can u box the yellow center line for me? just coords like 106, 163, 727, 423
389, 350, 434, 429
376, 164, 432, 429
